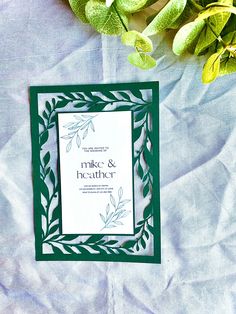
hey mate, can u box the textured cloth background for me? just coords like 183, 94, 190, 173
0, 0, 236, 313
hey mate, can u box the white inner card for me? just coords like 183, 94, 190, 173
58, 111, 134, 234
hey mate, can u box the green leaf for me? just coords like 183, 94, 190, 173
147, 223, 154, 234
133, 126, 143, 142
137, 162, 144, 178
69, 0, 89, 23
220, 57, 236, 75
144, 230, 149, 240
173, 20, 205, 55
222, 30, 236, 44
143, 183, 149, 197
135, 226, 142, 234
143, 147, 153, 166
135, 110, 146, 121
51, 245, 63, 255
202, 52, 221, 83
85, 234, 105, 243
88, 103, 107, 111
40, 204, 46, 217
85, 0, 128, 35
121, 30, 153, 52
64, 92, 76, 100
45, 167, 51, 177
143, 203, 153, 219
63, 245, 75, 254
49, 170, 56, 186
42, 110, 48, 120
222, 14, 236, 35
39, 130, 49, 147
141, 238, 146, 249
74, 101, 88, 108
143, 0, 187, 36
49, 224, 59, 235
169, 2, 194, 29
62, 234, 79, 241
40, 179, 49, 201
102, 91, 117, 100
196, 4, 236, 21
195, 0, 233, 55
117, 91, 131, 101
200, 0, 215, 5
146, 12, 158, 25
128, 52, 156, 70
56, 99, 70, 109
122, 240, 136, 248
45, 101, 51, 113
38, 116, 46, 127
131, 89, 143, 100
105, 240, 118, 245
116, 0, 156, 13
49, 206, 59, 223
43, 152, 50, 166
115, 105, 133, 111
77, 245, 92, 254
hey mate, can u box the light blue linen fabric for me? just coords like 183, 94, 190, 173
0, 0, 236, 313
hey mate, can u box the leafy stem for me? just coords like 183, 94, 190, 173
61, 114, 97, 152
100, 187, 131, 230
113, 3, 128, 32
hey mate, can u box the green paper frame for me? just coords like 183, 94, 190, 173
30, 82, 160, 264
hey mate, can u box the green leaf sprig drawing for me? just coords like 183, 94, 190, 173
38, 89, 155, 256
100, 187, 131, 230
61, 114, 97, 152
68, 0, 236, 83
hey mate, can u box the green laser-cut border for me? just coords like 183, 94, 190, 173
30, 82, 160, 263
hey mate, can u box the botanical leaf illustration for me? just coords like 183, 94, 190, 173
68, 0, 89, 23
116, 0, 156, 13
61, 114, 97, 152
100, 187, 131, 230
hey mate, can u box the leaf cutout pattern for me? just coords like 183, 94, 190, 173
38, 87, 155, 256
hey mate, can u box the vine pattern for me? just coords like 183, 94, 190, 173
38, 89, 155, 255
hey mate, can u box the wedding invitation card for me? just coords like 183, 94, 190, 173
30, 82, 160, 263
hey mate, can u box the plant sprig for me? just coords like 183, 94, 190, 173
68, 0, 236, 83
100, 187, 131, 230
61, 114, 97, 152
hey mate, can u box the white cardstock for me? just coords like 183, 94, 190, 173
58, 111, 134, 234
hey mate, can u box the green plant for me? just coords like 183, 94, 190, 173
69, 0, 236, 83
